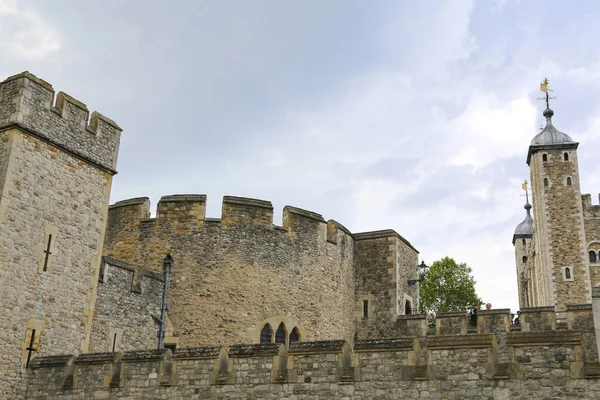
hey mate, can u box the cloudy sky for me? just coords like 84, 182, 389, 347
2, 0, 600, 312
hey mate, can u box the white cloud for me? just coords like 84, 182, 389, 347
0, 0, 60, 59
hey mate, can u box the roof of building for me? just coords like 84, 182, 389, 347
513, 201, 534, 243
530, 108, 574, 146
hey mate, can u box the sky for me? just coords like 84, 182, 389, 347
2, 0, 600, 313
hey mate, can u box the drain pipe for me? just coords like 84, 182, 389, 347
158, 254, 174, 349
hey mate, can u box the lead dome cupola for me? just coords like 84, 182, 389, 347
530, 107, 574, 146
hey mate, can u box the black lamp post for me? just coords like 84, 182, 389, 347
408, 261, 429, 286
157, 254, 174, 349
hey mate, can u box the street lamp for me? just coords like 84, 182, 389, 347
158, 254, 174, 349
408, 261, 429, 286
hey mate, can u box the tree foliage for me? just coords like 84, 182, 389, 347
419, 256, 482, 315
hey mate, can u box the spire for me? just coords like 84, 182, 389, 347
529, 78, 573, 148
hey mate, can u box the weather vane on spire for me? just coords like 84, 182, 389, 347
537, 78, 557, 109
521, 180, 530, 204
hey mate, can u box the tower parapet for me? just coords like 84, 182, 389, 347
0, 71, 122, 172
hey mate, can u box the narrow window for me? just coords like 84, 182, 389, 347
363, 300, 369, 319
567, 177, 572, 186
25, 329, 37, 368
289, 327, 300, 344
590, 251, 597, 263
275, 323, 286, 345
522, 256, 527, 264
405, 300, 412, 315
522, 239, 526, 246
544, 178, 549, 187
565, 268, 571, 280
564, 153, 569, 161
164, 343, 177, 353
112, 333, 118, 352
42, 234, 53, 272
260, 324, 272, 344
542, 154, 548, 162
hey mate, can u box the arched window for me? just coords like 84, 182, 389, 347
567, 177, 572, 186
275, 323, 286, 345
590, 251, 597, 263
260, 324, 272, 344
565, 268, 571, 279
289, 327, 300, 344
405, 300, 412, 315
542, 154, 548, 162
522, 239, 526, 246
544, 178, 549, 187
564, 153, 569, 161
522, 256, 527, 264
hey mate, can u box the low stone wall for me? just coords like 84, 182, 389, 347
25, 306, 600, 399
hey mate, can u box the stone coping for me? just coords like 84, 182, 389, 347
328, 219, 352, 235
520, 306, 555, 313
228, 343, 282, 357
173, 346, 221, 359
122, 349, 170, 363
566, 304, 593, 311
75, 352, 120, 365
355, 338, 417, 352
436, 311, 468, 318
479, 308, 511, 315
427, 334, 495, 350
353, 229, 418, 253
109, 197, 150, 209
284, 206, 325, 223
3, 70, 54, 91
29, 355, 74, 369
507, 331, 582, 346
397, 314, 427, 321
222, 196, 273, 210
289, 340, 347, 355
102, 257, 164, 281
159, 194, 207, 203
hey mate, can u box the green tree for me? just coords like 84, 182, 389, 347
419, 256, 482, 315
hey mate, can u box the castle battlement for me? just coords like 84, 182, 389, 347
25, 305, 600, 399
0, 71, 121, 172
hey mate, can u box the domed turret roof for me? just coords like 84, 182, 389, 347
514, 202, 534, 236
530, 108, 574, 146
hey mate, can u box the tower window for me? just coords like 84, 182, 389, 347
405, 300, 412, 315
564, 267, 572, 280
564, 153, 569, 161
522, 256, 527, 264
544, 178, 549, 187
542, 154, 548, 162
590, 251, 597, 263
522, 239, 526, 246
289, 327, 300, 344
363, 300, 369, 319
275, 323, 286, 345
260, 324, 272, 344
567, 177, 572, 186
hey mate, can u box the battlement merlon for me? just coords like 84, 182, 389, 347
353, 229, 419, 253
0, 71, 122, 173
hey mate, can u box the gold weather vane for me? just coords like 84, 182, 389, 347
537, 77, 557, 109
521, 180, 530, 204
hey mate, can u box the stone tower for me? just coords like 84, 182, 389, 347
0, 72, 121, 398
512, 196, 534, 308
527, 105, 591, 313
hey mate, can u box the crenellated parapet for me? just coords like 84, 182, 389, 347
25, 304, 600, 400
0, 71, 122, 172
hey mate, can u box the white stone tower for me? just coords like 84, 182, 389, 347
512, 192, 534, 308
526, 101, 591, 313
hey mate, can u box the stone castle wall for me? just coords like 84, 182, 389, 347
25, 306, 600, 399
0, 72, 121, 399
89, 258, 164, 353
583, 194, 600, 286
103, 195, 358, 348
